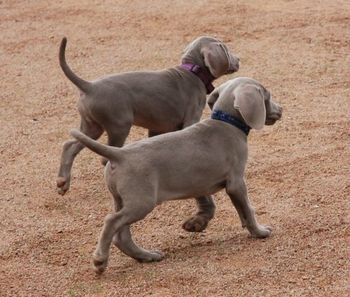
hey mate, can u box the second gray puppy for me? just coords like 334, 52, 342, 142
70, 77, 282, 274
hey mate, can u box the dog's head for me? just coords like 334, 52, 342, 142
181, 36, 240, 78
208, 78, 282, 130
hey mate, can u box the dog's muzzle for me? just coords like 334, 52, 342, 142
266, 104, 282, 125
220, 44, 239, 73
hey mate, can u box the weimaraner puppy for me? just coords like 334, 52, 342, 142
70, 77, 283, 274
57, 36, 239, 233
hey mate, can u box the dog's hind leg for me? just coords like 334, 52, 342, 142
93, 210, 130, 274
182, 195, 216, 232
57, 117, 103, 195
100, 120, 132, 165
113, 225, 164, 262
93, 193, 159, 273
111, 193, 164, 263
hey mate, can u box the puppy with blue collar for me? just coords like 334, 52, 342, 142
70, 77, 283, 274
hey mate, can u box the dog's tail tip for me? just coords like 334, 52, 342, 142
70, 128, 81, 139
70, 129, 120, 162
60, 37, 67, 52
70, 129, 90, 144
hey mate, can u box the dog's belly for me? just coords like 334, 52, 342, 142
133, 114, 182, 133
156, 179, 226, 203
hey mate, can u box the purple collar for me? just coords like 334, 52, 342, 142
180, 63, 215, 94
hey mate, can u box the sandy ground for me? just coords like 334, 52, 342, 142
1, 0, 349, 296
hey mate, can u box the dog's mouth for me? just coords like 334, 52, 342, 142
265, 112, 282, 125
265, 118, 277, 125
228, 64, 239, 73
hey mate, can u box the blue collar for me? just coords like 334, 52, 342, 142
211, 110, 251, 136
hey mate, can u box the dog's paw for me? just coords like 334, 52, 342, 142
136, 250, 165, 263
93, 254, 108, 275
182, 215, 209, 232
251, 225, 272, 238
56, 176, 70, 195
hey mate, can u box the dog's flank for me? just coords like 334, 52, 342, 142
59, 37, 92, 93
70, 129, 119, 162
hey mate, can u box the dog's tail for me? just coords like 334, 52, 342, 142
59, 37, 92, 93
70, 129, 120, 162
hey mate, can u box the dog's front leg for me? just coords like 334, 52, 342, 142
226, 179, 272, 238
182, 195, 216, 232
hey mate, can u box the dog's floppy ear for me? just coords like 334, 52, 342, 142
233, 84, 266, 130
201, 42, 228, 78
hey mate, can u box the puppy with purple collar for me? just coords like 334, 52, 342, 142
71, 77, 282, 274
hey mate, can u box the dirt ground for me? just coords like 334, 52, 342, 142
1, 0, 349, 296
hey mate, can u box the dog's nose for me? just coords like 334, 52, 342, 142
232, 57, 240, 70
278, 105, 283, 114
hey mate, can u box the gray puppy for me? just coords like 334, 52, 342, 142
57, 36, 239, 233
57, 36, 239, 194
70, 77, 283, 274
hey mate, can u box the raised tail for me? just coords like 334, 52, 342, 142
70, 129, 120, 162
59, 37, 92, 93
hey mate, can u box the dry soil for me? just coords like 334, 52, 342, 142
0, 0, 349, 296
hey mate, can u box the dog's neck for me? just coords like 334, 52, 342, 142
211, 110, 251, 136
179, 63, 215, 94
